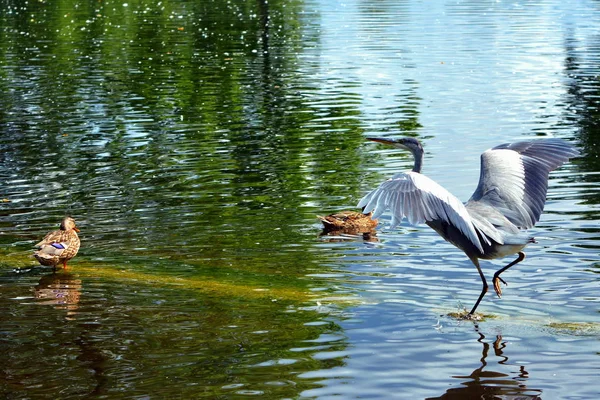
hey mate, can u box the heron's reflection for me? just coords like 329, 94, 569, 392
33, 271, 82, 316
427, 327, 542, 399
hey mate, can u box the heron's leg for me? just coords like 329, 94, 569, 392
492, 252, 525, 298
467, 258, 488, 317
62, 260, 68, 269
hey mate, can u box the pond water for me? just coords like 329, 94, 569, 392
1, 0, 599, 398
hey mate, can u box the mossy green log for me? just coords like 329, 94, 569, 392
0, 250, 347, 303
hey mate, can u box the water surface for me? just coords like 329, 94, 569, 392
1, 0, 599, 398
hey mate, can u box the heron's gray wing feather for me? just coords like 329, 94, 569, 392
468, 138, 578, 229
358, 171, 484, 252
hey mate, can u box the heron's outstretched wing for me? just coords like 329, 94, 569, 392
467, 138, 579, 229
358, 171, 484, 252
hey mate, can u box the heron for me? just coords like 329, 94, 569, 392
358, 137, 578, 318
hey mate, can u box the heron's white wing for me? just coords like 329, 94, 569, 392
467, 139, 579, 229
358, 171, 484, 252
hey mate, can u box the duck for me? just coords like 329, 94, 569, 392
318, 210, 378, 234
34, 217, 80, 269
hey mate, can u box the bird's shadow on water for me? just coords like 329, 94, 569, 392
426, 324, 543, 400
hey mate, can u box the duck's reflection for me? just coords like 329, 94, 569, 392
33, 271, 82, 315
32, 271, 107, 394
427, 327, 542, 400
320, 230, 379, 242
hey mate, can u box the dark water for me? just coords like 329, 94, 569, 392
1, 0, 599, 398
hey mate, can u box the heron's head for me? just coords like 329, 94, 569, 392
60, 217, 80, 232
366, 137, 423, 155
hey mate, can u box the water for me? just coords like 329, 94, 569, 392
1, 0, 599, 398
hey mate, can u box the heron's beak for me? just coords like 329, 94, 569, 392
74, 226, 80, 233
366, 137, 397, 146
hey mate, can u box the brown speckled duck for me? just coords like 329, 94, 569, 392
34, 217, 80, 269
318, 210, 378, 234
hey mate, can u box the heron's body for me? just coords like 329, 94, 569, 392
425, 218, 530, 260
34, 217, 80, 269
359, 137, 578, 317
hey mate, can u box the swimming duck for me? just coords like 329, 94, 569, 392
34, 217, 80, 269
318, 210, 378, 234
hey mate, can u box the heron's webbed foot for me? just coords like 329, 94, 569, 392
492, 275, 507, 298
492, 252, 525, 298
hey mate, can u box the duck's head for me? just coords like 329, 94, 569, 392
60, 217, 80, 233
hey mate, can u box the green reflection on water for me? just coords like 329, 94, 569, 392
0, 0, 363, 397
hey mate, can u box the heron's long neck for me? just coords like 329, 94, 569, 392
412, 149, 423, 173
